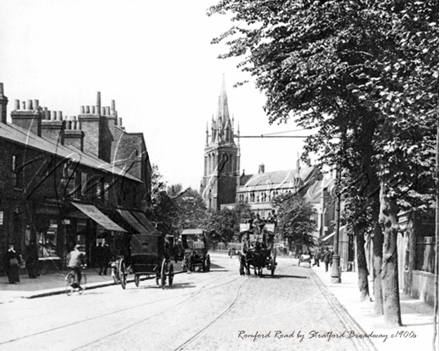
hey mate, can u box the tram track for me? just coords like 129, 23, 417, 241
0, 269, 241, 349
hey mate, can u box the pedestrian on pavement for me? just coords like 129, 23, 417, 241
323, 248, 332, 272
25, 240, 40, 278
67, 244, 86, 288
313, 250, 320, 267
4, 244, 21, 284
98, 242, 112, 275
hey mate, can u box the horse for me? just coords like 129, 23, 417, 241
239, 242, 267, 276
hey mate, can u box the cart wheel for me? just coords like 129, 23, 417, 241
120, 261, 127, 290
206, 255, 211, 272
160, 259, 167, 289
112, 267, 119, 285
65, 272, 75, 296
134, 274, 140, 287
168, 264, 174, 286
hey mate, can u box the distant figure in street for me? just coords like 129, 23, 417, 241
312, 250, 320, 267
25, 240, 40, 278
67, 245, 86, 288
4, 244, 21, 284
323, 248, 332, 272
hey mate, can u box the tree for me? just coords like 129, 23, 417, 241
272, 194, 317, 253
207, 202, 253, 243
208, 0, 438, 326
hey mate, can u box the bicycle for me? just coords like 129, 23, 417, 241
65, 265, 87, 296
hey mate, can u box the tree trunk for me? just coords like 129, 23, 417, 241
354, 224, 369, 301
379, 181, 402, 326
373, 220, 384, 315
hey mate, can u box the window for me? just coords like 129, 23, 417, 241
104, 182, 110, 202
81, 172, 88, 196
11, 155, 21, 188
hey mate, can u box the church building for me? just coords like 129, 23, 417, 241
200, 76, 240, 210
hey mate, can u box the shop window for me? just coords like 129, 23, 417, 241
37, 220, 59, 258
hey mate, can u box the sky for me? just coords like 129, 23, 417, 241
0, 0, 310, 190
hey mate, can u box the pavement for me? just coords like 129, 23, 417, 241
0, 254, 438, 351
309, 260, 438, 351
0, 259, 185, 301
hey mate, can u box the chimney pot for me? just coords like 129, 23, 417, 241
85, 106, 90, 114
33, 99, 39, 110
102, 107, 105, 115
0, 83, 3, 96
14, 100, 20, 110
118, 117, 122, 126
96, 91, 101, 115
81, 106, 85, 114
44, 107, 49, 120
58, 111, 63, 121
22, 101, 26, 110
26, 100, 33, 110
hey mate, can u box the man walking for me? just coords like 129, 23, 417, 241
323, 248, 332, 272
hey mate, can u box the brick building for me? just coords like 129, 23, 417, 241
0, 83, 154, 274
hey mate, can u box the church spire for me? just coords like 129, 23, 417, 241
216, 74, 231, 128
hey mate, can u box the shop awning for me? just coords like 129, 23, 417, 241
71, 203, 127, 232
117, 209, 151, 235
130, 211, 161, 236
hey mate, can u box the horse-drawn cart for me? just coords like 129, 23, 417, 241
115, 231, 174, 289
238, 221, 277, 276
181, 229, 211, 273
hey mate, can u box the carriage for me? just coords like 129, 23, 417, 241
180, 229, 211, 273
238, 221, 277, 276
113, 229, 174, 289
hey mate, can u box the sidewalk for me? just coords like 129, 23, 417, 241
0, 261, 184, 302
310, 261, 438, 351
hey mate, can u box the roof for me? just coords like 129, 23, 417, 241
240, 166, 317, 189
0, 122, 141, 182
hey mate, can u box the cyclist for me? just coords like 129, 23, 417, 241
67, 244, 86, 289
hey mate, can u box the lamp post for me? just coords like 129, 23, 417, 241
331, 169, 342, 283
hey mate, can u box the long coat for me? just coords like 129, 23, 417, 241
4, 249, 21, 283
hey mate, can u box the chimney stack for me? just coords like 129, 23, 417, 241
11, 97, 43, 136
64, 116, 84, 151
42, 110, 65, 145
0, 83, 8, 124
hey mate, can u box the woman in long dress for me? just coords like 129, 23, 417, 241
4, 244, 21, 283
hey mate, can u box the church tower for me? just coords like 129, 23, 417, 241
201, 75, 240, 210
